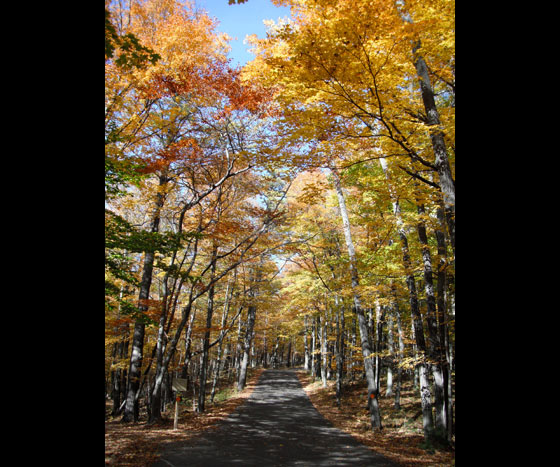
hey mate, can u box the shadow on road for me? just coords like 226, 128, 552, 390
153, 369, 397, 466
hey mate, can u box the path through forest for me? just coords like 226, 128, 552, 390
153, 369, 398, 466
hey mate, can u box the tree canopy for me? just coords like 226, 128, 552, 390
105, 0, 454, 453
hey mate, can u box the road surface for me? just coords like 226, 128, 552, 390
153, 369, 397, 466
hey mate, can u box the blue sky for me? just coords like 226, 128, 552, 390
193, 0, 292, 67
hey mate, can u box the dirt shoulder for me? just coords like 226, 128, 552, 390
295, 370, 455, 467
106, 368, 454, 466
105, 369, 264, 466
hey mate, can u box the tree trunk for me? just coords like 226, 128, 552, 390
287, 338, 292, 368
391, 284, 405, 410
234, 314, 243, 377
237, 262, 262, 391
180, 307, 197, 379
271, 335, 280, 369
331, 167, 382, 431
335, 296, 344, 407
210, 273, 235, 403
237, 305, 256, 391
149, 209, 193, 423
314, 316, 321, 378
378, 159, 435, 440
416, 200, 447, 442
111, 285, 128, 416
198, 244, 219, 413
320, 313, 327, 388
122, 174, 167, 423
262, 308, 268, 368
396, 1, 455, 252
386, 313, 394, 398
350, 317, 357, 381
110, 341, 121, 415
373, 301, 386, 395
310, 318, 316, 378
149, 285, 171, 423
436, 204, 453, 442
304, 315, 311, 371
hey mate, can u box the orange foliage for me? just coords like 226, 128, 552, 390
144, 62, 272, 117
137, 138, 202, 174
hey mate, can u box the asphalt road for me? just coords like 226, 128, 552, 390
153, 369, 398, 466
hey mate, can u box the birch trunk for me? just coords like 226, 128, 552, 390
314, 316, 321, 378
111, 285, 129, 416
149, 271, 178, 422
310, 319, 317, 378
350, 317, 357, 381
180, 307, 197, 379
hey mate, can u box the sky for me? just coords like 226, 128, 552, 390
193, 0, 292, 67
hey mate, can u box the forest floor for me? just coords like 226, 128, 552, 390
105, 368, 265, 466
296, 370, 455, 467
105, 368, 454, 466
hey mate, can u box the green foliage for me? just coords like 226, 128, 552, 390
105, 208, 200, 327
104, 155, 147, 201
105, 210, 200, 255
105, 280, 139, 316
105, 9, 160, 70
212, 386, 237, 402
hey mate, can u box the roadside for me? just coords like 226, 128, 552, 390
154, 369, 398, 466
295, 370, 455, 466
106, 367, 454, 466
105, 368, 264, 466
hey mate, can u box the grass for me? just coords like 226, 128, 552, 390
211, 385, 237, 403
295, 370, 455, 466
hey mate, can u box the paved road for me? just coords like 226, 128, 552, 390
153, 369, 398, 466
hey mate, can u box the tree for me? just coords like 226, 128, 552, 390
105, 0, 455, 447
242, 0, 454, 441
105, 0, 272, 422
245, 0, 454, 247
330, 167, 383, 431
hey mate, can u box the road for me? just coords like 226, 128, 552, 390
153, 369, 398, 466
